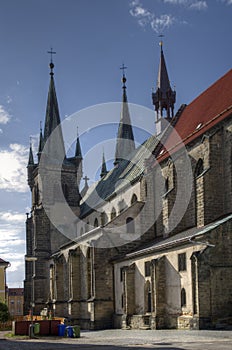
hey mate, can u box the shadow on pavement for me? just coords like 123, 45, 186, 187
0, 339, 185, 350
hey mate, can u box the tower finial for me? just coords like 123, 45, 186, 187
158, 34, 164, 51
120, 63, 127, 88
47, 47, 56, 75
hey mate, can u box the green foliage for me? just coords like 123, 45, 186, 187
0, 302, 10, 322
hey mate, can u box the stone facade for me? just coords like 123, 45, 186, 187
24, 49, 232, 330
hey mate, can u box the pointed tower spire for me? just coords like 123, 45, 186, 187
114, 65, 135, 166
28, 138, 34, 166
152, 40, 176, 133
43, 50, 66, 160
100, 150, 108, 178
27, 138, 35, 189
37, 121, 44, 161
75, 126, 82, 158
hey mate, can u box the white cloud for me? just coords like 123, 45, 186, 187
0, 105, 11, 124
189, 1, 208, 9
0, 211, 26, 287
151, 14, 175, 33
163, 0, 208, 9
0, 128, 2, 134
0, 143, 29, 192
129, 0, 175, 33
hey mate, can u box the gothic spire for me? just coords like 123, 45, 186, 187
37, 122, 44, 161
28, 139, 34, 166
114, 66, 135, 166
152, 41, 176, 122
43, 55, 66, 160
75, 127, 82, 158
100, 150, 108, 178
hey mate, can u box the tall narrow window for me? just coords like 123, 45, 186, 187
126, 217, 134, 233
144, 261, 151, 277
94, 218, 99, 227
195, 158, 204, 177
181, 288, 186, 307
100, 212, 107, 226
178, 253, 187, 271
111, 207, 116, 221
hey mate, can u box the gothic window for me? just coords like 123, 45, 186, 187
87, 248, 92, 299
144, 180, 148, 198
195, 158, 204, 177
195, 158, 204, 226
120, 267, 124, 282
181, 288, 186, 307
100, 212, 107, 226
121, 294, 124, 309
126, 217, 134, 233
165, 177, 169, 193
131, 193, 138, 205
94, 218, 99, 227
144, 280, 152, 313
144, 261, 151, 277
85, 221, 89, 233
111, 207, 116, 221
178, 253, 187, 271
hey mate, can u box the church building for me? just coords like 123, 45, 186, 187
24, 42, 232, 330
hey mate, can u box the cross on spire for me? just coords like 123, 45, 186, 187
47, 47, 56, 63
120, 63, 127, 76
120, 63, 127, 88
83, 175, 89, 186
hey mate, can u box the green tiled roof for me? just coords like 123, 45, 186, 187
80, 134, 159, 218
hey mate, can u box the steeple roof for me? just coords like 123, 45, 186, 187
37, 123, 44, 161
152, 42, 176, 120
75, 127, 82, 158
157, 43, 171, 94
114, 72, 135, 165
100, 151, 108, 178
28, 142, 34, 166
43, 61, 66, 160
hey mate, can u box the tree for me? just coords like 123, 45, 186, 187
0, 302, 10, 322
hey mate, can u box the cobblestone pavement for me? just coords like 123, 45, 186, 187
0, 329, 232, 350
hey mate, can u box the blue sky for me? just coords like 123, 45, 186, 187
0, 0, 232, 287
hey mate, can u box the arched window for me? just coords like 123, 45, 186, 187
195, 158, 204, 177
195, 158, 204, 226
144, 280, 152, 313
126, 217, 134, 233
94, 218, 99, 227
144, 180, 148, 198
85, 221, 89, 233
181, 288, 186, 307
165, 177, 169, 193
131, 194, 138, 205
100, 212, 107, 226
111, 207, 116, 221
80, 227, 84, 236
